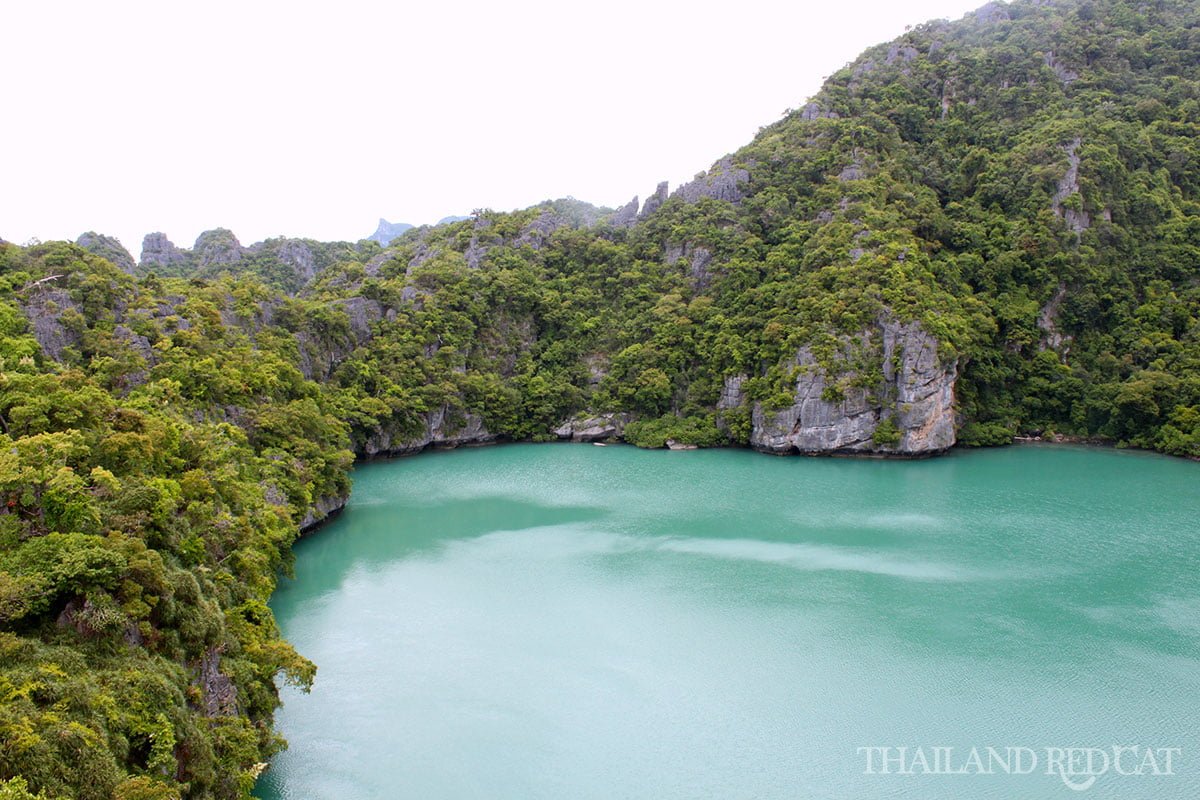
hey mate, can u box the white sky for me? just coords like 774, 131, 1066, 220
2, 0, 987, 258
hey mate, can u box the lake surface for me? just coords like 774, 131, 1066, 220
255, 443, 1199, 799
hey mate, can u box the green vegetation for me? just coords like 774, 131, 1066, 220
2, 0, 1199, 796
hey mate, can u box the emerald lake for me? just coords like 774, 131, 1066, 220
254, 444, 1199, 799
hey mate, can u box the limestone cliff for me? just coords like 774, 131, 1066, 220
76, 232, 136, 273
299, 494, 348, 532
553, 413, 630, 442
139, 232, 189, 271
738, 318, 956, 456
359, 406, 498, 458
368, 218, 414, 246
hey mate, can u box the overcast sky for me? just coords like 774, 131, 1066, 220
3, 0, 988, 257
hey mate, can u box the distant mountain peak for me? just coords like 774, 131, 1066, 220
368, 219, 414, 246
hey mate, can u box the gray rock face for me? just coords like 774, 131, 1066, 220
887, 43, 919, 64
193, 229, 244, 270
362, 250, 397, 278
368, 218, 414, 246
1043, 51, 1079, 84
140, 232, 189, 270
853, 59, 877, 77
798, 102, 839, 121
940, 77, 957, 118
553, 412, 630, 442
718, 375, 746, 409
21, 287, 80, 361
975, 2, 1010, 23
1037, 284, 1071, 352
639, 182, 669, 219
299, 493, 348, 531
339, 296, 393, 341
609, 196, 639, 228
665, 242, 714, 290
838, 164, 865, 182
515, 211, 568, 251
198, 647, 238, 717
112, 324, 154, 389
361, 406, 498, 458
465, 216, 499, 269
76, 232, 135, 273
273, 240, 317, 284
673, 157, 750, 205
746, 318, 956, 455
1051, 138, 1090, 235
294, 297, 393, 381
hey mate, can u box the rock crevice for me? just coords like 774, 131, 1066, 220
744, 318, 956, 455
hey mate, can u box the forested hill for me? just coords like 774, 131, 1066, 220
2, 0, 1199, 797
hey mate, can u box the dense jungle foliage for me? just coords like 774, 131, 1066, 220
2, 0, 1198, 797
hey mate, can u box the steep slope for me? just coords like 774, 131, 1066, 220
727, 0, 1200, 451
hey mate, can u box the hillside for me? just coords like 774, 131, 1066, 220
1, 0, 1199, 797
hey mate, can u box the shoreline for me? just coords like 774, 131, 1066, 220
296, 433, 1195, 537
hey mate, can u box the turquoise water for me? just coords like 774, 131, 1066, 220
255, 444, 1199, 799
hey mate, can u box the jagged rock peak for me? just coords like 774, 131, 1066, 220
272, 239, 317, 283
639, 182, 669, 219
975, 1, 1010, 23
369, 218, 414, 246
76, 232, 135, 273
140, 232, 188, 270
193, 228, 244, 269
609, 196, 639, 228
673, 157, 750, 205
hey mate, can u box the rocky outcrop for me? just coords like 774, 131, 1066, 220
198, 647, 237, 717
745, 318, 956, 456
76, 232, 135, 273
673, 157, 750, 205
1043, 51, 1079, 84
664, 242, 715, 290
270, 239, 317, 284
798, 102, 839, 121
299, 494, 348, 532
718, 375, 746, 410
886, 43, 919, 65
975, 2, 1010, 23
838, 164, 865, 182
1037, 284, 1071, 352
553, 412, 629, 442
465, 216, 499, 269
294, 297, 393, 382
21, 287, 81, 361
609, 196, 640, 228
368, 218, 414, 246
515, 211, 569, 251
140, 232, 189, 271
1051, 138, 1090, 235
193, 229, 244, 270
360, 406, 498, 458
639, 182, 669, 219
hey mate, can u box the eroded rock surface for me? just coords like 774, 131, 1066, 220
553, 412, 629, 442
747, 318, 956, 455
